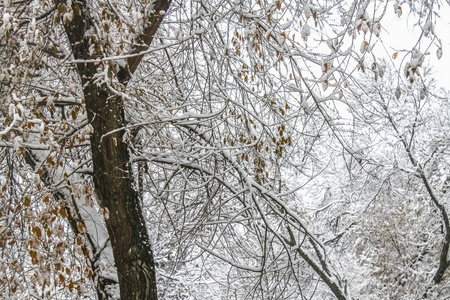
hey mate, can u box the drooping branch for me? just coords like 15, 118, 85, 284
180, 124, 350, 300
285, 227, 348, 300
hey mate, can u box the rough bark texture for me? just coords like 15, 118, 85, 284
61, 0, 171, 299
85, 86, 157, 300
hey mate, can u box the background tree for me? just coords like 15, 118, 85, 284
0, 0, 448, 299
312, 64, 450, 299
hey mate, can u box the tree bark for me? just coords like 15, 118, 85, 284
61, 0, 171, 299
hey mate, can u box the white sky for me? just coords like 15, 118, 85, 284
382, 3, 450, 89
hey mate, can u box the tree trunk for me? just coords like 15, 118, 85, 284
61, 0, 171, 298
85, 85, 158, 300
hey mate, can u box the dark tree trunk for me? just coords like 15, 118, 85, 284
84, 85, 158, 300
60, 0, 171, 299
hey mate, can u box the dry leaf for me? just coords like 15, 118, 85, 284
437, 47, 443, 60
276, 1, 281, 10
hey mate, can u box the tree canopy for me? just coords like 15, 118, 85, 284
0, 0, 449, 299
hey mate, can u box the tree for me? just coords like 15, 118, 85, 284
1, 0, 170, 299
0, 0, 448, 299
324, 64, 450, 299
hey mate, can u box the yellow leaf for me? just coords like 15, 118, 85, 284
392, 52, 398, 59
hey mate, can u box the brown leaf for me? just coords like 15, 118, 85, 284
437, 47, 443, 60
322, 79, 329, 91
32, 226, 42, 238
23, 197, 31, 207
59, 207, 67, 218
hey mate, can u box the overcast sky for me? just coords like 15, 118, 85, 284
383, 3, 450, 89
